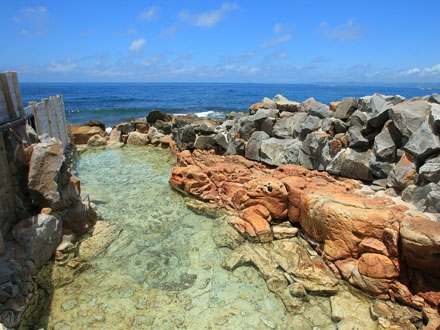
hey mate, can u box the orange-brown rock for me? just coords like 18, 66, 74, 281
68, 125, 106, 145
241, 205, 273, 242
329, 101, 341, 111
299, 190, 404, 261
242, 176, 288, 220
249, 102, 261, 115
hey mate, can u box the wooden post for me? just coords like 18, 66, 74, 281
7, 71, 24, 116
50, 96, 63, 141
0, 73, 17, 119
0, 133, 15, 235
57, 94, 68, 147
42, 98, 55, 138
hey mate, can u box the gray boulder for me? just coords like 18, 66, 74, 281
373, 121, 397, 162
308, 103, 333, 119
126, 131, 150, 145
428, 93, 440, 104
273, 116, 295, 139
370, 153, 394, 179
214, 131, 230, 150
387, 153, 417, 190
226, 138, 245, 156
366, 94, 393, 129
260, 138, 302, 166
173, 125, 196, 150
260, 97, 277, 109
194, 134, 217, 150
297, 97, 317, 112
402, 183, 439, 210
403, 122, 440, 159
299, 133, 331, 170
429, 103, 440, 135
389, 100, 431, 144
146, 110, 172, 123
350, 110, 368, 127
237, 115, 257, 141
418, 154, 440, 184
425, 190, 440, 213
13, 214, 63, 268
339, 148, 373, 181
245, 131, 270, 161
326, 149, 345, 176
291, 112, 309, 138
334, 97, 358, 120
332, 119, 350, 134
348, 126, 369, 148
299, 115, 321, 139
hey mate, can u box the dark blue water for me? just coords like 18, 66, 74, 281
19, 82, 438, 127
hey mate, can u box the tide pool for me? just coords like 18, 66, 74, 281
34, 146, 334, 329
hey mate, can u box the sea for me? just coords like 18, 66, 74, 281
19, 82, 439, 127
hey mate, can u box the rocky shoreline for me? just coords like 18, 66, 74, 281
1, 91, 440, 329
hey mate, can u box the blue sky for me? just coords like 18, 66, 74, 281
1, 1, 439, 83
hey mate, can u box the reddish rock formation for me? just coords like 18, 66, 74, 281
169, 149, 440, 315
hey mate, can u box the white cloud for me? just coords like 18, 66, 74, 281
14, 6, 49, 36
129, 38, 146, 53
423, 64, 440, 74
178, 2, 239, 28
159, 25, 177, 38
47, 59, 76, 72
139, 6, 160, 21
273, 23, 283, 34
319, 18, 364, 41
261, 34, 291, 48
143, 54, 165, 67
114, 28, 137, 38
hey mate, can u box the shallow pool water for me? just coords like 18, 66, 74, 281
36, 146, 327, 329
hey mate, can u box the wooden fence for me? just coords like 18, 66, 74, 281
0, 71, 68, 237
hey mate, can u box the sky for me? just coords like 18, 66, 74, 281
1, 1, 440, 84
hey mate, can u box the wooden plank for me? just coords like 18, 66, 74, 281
0, 81, 9, 122
7, 72, 24, 116
56, 95, 69, 146
0, 73, 17, 119
50, 96, 63, 140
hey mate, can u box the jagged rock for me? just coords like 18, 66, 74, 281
146, 110, 172, 123
272, 222, 298, 239
84, 120, 106, 131
13, 214, 62, 268
68, 125, 106, 145
348, 126, 369, 148
260, 138, 301, 166
369, 153, 394, 179
339, 148, 373, 181
242, 176, 288, 220
116, 122, 135, 134
28, 139, 66, 210
350, 110, 368, 127
425, 190, 440, 213
299, 115, 320, 138
373, 120, 398, 162
87, 134, 107, 147
260, 97, 277, 109
291, 112, 309, 138
276, 97, 300, 113
248, 102, 261, 115
418, 154, 440, 184
400, 216, 440, 279
387, 152, 418, 190
389, 100, 431, 145
366, 94, 393, 129
308, 103, 333, 119
241, 205, 273, 242
245, 131, 270, 161
272, 116, 295, 139
126, 131, 150, 145
331, 119, 350, 134
429, 103, 440, 135
403, 122, 440, 159
402, 183, 439, 210
334, 97, 358, 120
213, 131, 229, 150
226, 138, 245, 156
194, 134, 216, 150
193, 120, 217, 135
152, 119, 173, 134
173, 125, 196, 150
147, 126, 165, 144
237, 115, 257, 140
429, 93, 440, 104
298, 132, 330, 170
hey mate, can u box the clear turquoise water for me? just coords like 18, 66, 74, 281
39, 145, 336, 329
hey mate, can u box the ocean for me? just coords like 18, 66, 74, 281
19, 82, 438, 127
